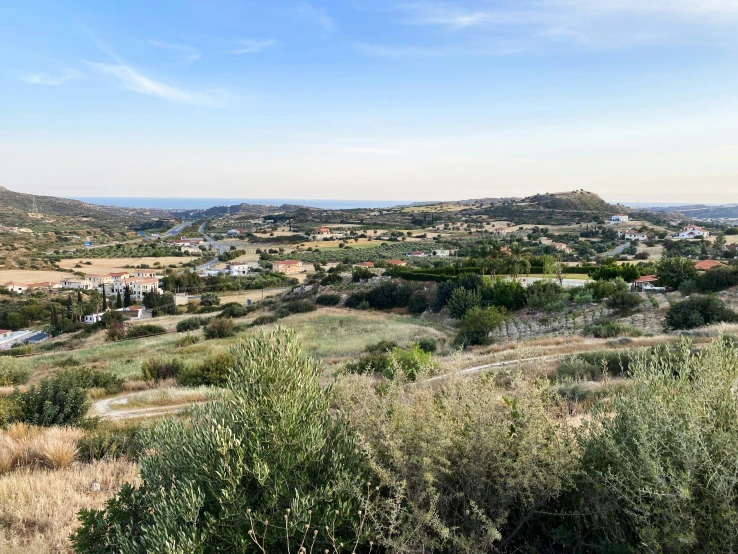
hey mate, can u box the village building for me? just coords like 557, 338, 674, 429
3, 282, 28, 294
385, 259, 407, 267
611, 214, 630, 223
552, 242, 573, 254
678, 225, 710, 239
60, 278, 93, 290
273, 260, 304, 274
618, 230, 648, 241
694, 260, 726, 271
406, 251, 427, 258
432, 249, 450, 257
226, 262, 251, 277
311, 226, 333, 240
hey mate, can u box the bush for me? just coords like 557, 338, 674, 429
14, 372, 90, 426
366, 281, 413, 310
176, 317, 205, 332
582, 318, 644, 339
178, 352, 234, 387
385, 345, 436, 380
352, 266, 374, 282
696, 265, 738, 293
605, 290, 642, 314
251, 315, 279, 327
0, 344, 33, 357
665, 295, 738, 330
315, 294, 341, 306
417, 337, 437, 353
203, 318, 236, 339
72, 328, 366, 553
320, 272, 343, 286
455, 306, 504, 347
200, 292, 221, 307
126, 324, 166, 339
59, 367, 125, 394
141, 357, 185, 382
656, 257, 698, 289
345, 291, 369, 309
0, 358, 30, 386
106, 321, 126, 342
280, 300, 317, 315
217, 303, 250, 319
573, 339, 738, 551
407, 291, 429, 314
77, 426, 145, 463
448, 287, 482, 319
482, 278, 527, 311
526, 280, 566, 310
573, 290, 594, 305
366, 340, 398, 354
434, 273, 484, 311
176, 333, 200, 347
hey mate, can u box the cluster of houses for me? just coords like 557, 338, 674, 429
406, 250, 452, 258
3, 271, 163, 301
310, 226, 347, 241
165, 236, 206, 254
198, 262, 253, 278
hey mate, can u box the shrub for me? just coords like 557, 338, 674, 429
665, 295, 738, 330
352, 266, 374, 282
178, 352, 234, 387
176, 333, 200, 347
573, 339, 738, 551
59, 367, 125, 394
0, 358, 30, 386
251, 315, 278, 327
656, 256, 698, 289
315, 294, 341, 306
176, 317, 205, 332
385, 345, 436, 380
203, 318, 236, 339
126, 324, 166, 339
366, 340, 398, 354
605, 290, 642, 314
582, 318, 644, 339
106, 321, 126, 341
407, 291, 429, 314
696, 265, 738, 293
320, 272, 343, 286
434, 273, 484, 311
217, 303, 250, 319
482, 278, 527, 311
448, 287, 482, 319
141, 358, 185, 382
366, 281, 413, 310
573, 290, 594, 305
200, 292, 221, 307
455, 306, 503, 347
14, 373, 90, 426
345, 291, 369, 309
526, 280, 566, 310
280, 300, 317, 315
0, 344, 33, 357
72, 328, 366, 553
417, 337, 437, 354
77, 426, 145, 463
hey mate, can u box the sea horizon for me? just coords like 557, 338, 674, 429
69, 197, 412, 211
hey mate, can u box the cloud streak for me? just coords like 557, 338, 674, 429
231, 39, 277, 54
20, 69, 80, 86
149, 40, 201, 63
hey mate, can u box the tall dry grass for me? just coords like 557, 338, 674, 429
0, 459, 139, 553
0, 424, 86, 474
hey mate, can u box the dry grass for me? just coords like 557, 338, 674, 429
0, 459, 139, 554
0, 270, 73, 284
56, 256, 197, 273
110, 386, 216, 410
0, 425, 86, 474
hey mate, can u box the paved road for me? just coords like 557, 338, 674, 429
194, 220, 229, 271
162, 220, 192, 237
606, 243, 630, 257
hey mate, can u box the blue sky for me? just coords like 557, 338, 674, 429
2, 0, 738, 203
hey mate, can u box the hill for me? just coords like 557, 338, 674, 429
476, 190, 630, 225
648, 204, 738, 222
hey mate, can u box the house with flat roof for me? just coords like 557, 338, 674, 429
611, 214, 630, 223
273, 260, 304, 274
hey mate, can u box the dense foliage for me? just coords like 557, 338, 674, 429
665, 295, 738, 330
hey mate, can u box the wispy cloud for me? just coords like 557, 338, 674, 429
149, 40, 201, 63
20, 69, 80, 86
84, 28, 228, 106
389, 0, 738, 48
231, 39, 277, 54
293, 2, 336, 34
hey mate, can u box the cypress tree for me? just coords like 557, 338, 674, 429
116, 291, 123, 309
102, 290, 108, 311
124, 286, 131, 307
77, 290, 82, 303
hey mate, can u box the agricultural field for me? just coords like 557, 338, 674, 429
56, 257, 199, 274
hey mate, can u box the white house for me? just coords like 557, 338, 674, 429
3, 282, 28, 294
108, 277, 163, 301
493, 227, 509, 236
60, 278, 93, 290
432, 250, 450, 257
611, 214, 630, 223
133, 271, 162, 279
618, 230, 648, 241
406, 251, 427, 258
678, 225, 710, 239
227, 263, 250, 277
552, 242, 572, 254
83, 312, 106, 325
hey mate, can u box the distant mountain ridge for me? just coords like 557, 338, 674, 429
648, 203, 738, 220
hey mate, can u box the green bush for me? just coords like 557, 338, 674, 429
352, 266, 374, 282
407, 291, 429, 314
366, 280, 414, 310
385, 345, 436, 380
178, 352, 234, 387
448, 287, 482, 319
526, 280, 566, 310
14, 372, 90, 426
217, 303, 250, 319
417, 337, 437, 353
141, 357, 185, 382
0, 345, 33, 357
250, 315, 278, 327
665, 295, 738, 330
280, 300, 317, 315
176, 317, 205, 332
59, 366, 125, 394
203, 318, 236, 339
482, 278, 527, 311
0, 357, 30, 386
77, 426, 145, 463
605, 290, 642, 314
200, 292, 221, 307
345, 291, 369, 309
582, 318, 643, 339
455, 306, 504, 347
696, 265, 738, 293
315, 294, 341, 306
176, 333, 200, 347
126, 324, 166, 339
72, 328, 366, 553
366, 340, 398, 354
656, 257, 697, 289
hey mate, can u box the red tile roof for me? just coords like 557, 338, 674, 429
274, 260, 301, 265
695, 260, 726, 271
634, 275, 659, 283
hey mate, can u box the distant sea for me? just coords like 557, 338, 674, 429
71, 197, 408, 211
